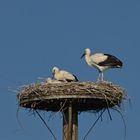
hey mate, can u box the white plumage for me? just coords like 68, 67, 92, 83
46, 77, 62, 84
81, 48, 123, 81
52, 67, 78, 82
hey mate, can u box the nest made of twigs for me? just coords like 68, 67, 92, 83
17, 81, 126, 112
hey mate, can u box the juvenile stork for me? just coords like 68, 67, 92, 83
46, 77, 62, 84
52, 66, 78, 82
81, 48, 123, 81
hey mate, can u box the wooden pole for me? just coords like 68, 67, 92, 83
72, 107, 78, 140
68, 104, 72, 140
63, 103, 78, 140
63, 108, 69, 140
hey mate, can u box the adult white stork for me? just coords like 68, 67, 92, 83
52, 66, 78, 82
81, 48, 123, 81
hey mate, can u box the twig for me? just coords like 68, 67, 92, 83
82, 109, 106, 140
100, 91, 113, 120
35, 110, 57, 140
48, 99, 67, 121
16, 106, 24, 129
106, 107, 112, 121
16, 107, 30, 134
112, 108, 126, 140
27, 109, 36, 116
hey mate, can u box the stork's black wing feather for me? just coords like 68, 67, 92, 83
73, 74, 79, 82
98, 54, 123, 67
65, 74, 78, 82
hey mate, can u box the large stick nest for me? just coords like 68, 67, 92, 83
17, 82, 126, 112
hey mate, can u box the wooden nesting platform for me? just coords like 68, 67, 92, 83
17, 82, 125, 112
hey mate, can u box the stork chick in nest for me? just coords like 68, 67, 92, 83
81, 48, 123, 81
46, 77, 62, 84
52, 66, 78, 82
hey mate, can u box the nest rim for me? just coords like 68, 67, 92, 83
17, 81, 125, 112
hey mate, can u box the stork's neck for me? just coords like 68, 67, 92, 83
85, 54, 92, 66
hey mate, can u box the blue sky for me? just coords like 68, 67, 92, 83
0, 0, 140, 140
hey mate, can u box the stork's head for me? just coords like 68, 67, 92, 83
52, 66, 59, 76
81, 48, 91, 58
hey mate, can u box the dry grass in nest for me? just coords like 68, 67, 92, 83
17, 81, 126, 112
